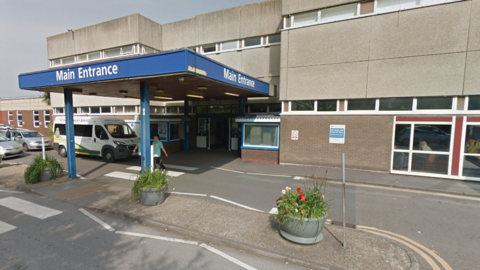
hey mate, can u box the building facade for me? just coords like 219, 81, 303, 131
0, 97, 53, 136
44, 0, 480, 181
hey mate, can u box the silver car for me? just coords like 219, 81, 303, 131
0, 136, 24, 158
0, 130, 53, 151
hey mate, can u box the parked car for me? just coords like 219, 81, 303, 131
0, 135, 24, 158
0, 124, 15, 131
0, 130, 52, 151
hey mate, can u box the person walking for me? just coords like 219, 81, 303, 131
152, 134, 168, 170
5, 128, 11, 140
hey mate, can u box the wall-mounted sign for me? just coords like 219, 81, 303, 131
329, 125, 345, 144
291, 130, 299, 140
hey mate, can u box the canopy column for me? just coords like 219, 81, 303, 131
64, 88, 77, 179
140, 82, 151, 170
184, 100, 189, 151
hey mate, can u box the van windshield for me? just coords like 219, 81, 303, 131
104, 124, 136, 138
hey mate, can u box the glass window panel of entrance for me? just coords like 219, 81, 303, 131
463, 125, 480, 178
411, 153, 449, 175
249, 104, 267, 113
169, 123, 184, 141
413, 124, 451, 152
468, 96, 480, 110
244, 124, 279, 147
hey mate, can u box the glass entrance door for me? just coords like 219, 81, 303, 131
196, 118, 209, 149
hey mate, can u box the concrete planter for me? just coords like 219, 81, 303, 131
140, 187, 166, 206
279, 214, 327, 245
39, 168, 52, 182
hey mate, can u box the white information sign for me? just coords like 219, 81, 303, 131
291, 130, 299, 140
329, 125, 345, 144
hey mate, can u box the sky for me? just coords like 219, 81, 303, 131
0, 0, 262, 99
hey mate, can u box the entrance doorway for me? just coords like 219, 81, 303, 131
210, 118, 229, 150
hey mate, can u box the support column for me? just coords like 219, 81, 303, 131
238, 98, 245, 117
64, 88, 76, 179
184, 100, 189, 151
140, 82, 151, 170
238, 98, 245, 158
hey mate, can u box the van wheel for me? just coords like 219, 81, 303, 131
59, 146, 67, 157
103, 149, 115, 163
23, 143, 29, 152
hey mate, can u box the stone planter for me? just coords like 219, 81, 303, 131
140, 187, 166, 206
279, 214, 328, 244
39, 168, 52, 182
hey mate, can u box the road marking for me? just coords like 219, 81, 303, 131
200, 244, 258, 270
167, 192, 207, 197
269, 208, 278, 214
210, 196, 263, 213
0, 220, 16, 235
0, 189, 24, 194
358, 225, 453, 270
211, 166, 244, 174
164, 164, 198, 171
246, 172, 290, 178
0, 197, 62, 220
293, 176, 304, 180
125, 167, 185, 177
116, 231, 198, 245
105, 171, 138, 181
79, 208, 115, 232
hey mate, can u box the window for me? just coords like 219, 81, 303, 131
33, 111, 40, 127
208, 105, 231, 114
114, 106, 124, 113
221, 41, 238, 51
244, 37, 262, 47
166, 107, 178, 113
169, 123, 184, 141
124, 106, 136, 113
17, 112, 23, 127
90, 107, 100, 114
244, 124, 279, 148
101, 107, 111, 113
463, 125, 480, 178
62, 57, 75, 65
105, 124, 136, 138
468, 96, 480, 110
158, 123, 168, 141
269, 103, 282, 113
151, 106, 164, 114
80, 107, 90, 114
416, 97, 452, 110
317, 100, 337, 111
78, 54, 88, 62
74, 125, 93, 137
347, 99, 376, 110
88, 52, 101, 61
95, 125, 108, 139
249, 104, 268, 113
54, 108, 64, 114
52, 59, 61, 66
268, 34, 281, 44
7, 111, 13, 125
197, 106, 207, 114
293, 11, 319, 27
202, 44, 216, 53
379, 97, 413, 111
321, 3, 358, 23
104, 47, 121, 58
291, 101, 314, 111
376, 0, 419, 13
54, 124, 66, 135
44, 111, 50, 127
143, 46, 157, 54
121, 45, 134, 55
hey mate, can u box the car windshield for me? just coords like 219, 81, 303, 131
21, 132, 43, 138
0, 136, 9, 142
104, 124, 136, 138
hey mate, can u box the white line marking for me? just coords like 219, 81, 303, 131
0, 220, 16, 235
269, 208, 278, 214
125, 167, 185, 177
0, 189, 24, 194
167, 192, 207, 197
79, 208, 115, 232
116, 231, 198, 245
200, 244, 258, 270
246, 172, 290, 178
105, 171, 137, 181
126, 166, 142, 171
293, 176, 303, 180
164, 164, 198, 171
210, 196, 263, 213
211, 166, 244, 174
0, 197, 62, 220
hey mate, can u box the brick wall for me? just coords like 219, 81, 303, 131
280, 115, 394, 172
1, 110, 52, 136
241, 149, 279, 164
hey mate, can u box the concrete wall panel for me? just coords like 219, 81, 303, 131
280, 31, 289, 68
241, 48, 267, 78
267, 45, 281, 76
206, 51, 243, 72
197, 8, 242, 45
282, 0, 356, 15
285, 61, 368, 100
369, 3, 470, 60
367, 53, 466, 98
138, 16, 163, 51
467, 0, 480, 51
240, 0, 282, 37
287, 18, 371, 67
279, 68, 288, 100
162, 18, 200, 50
463, 51, 480, 95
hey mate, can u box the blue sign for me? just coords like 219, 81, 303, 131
329, 125, 346, 144
18, 50, 270, 95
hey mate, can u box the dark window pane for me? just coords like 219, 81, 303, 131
468, 96, 480, 110
101, 107, 111, 113
81, 107, 89, 113
90, 107, 100, 114
203, 44, 216, 53
232, 105, 239, 114
413, 124, 451, 152
392, 152, 408, 171
95, 125, 107, 139
269, 103, 281, 112
178, 107, 184, 113
394, 124, 411, 150
167, 107, 178, 113
197, 106, 207, 114
462, 157, 480, 178
268, 34, 280, 44
417, 97, 452, 110
244, 37, 261, 47
465, 125, 480, 154
411, 153, 449, 175
209, 105, 231, 114
249, 104, 268, 113
348, 99, 376, 110
54, 124, 66, 135
317, 100, 337, 111
379, 98, 413, 111
291, 101, 314, 111
74, 125, 93, 137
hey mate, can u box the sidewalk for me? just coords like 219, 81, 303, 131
1, 162, 414, 270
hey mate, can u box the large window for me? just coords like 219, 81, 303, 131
347, 99, 376, 111
244, 37, 262, 47
17, 112, 23, 127
169, 123, 184, 141
104, 48, 121, 58
416, 97, 453, 110
249, 104, 268, 113
202, 44, 216, 53
244, 124, 279, 148
317, 100, 337, 111
267, 34, 281, 44
90, 107, 100, 114
33, 111, 41, 127
54, 108, 64, 114
380, 98, 413, 111
44, 111, 50, 128
104, 124, 136, 138
221, 41, 238, 51
468, 96, 480, 110
293, 11, 319, 27
321, 3, 358, 23
291, 101, 314, 111
74, 125, 93, 137
463, 125, 480, 178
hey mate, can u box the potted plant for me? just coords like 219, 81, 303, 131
275, 175, 330, 245
24, 155, 64, 184
131, 168, 168, 206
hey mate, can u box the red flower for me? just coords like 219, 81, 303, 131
301, 196, 305, 202
298, 192, 304, 197
297, 187, 302, 192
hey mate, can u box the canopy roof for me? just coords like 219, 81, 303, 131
18, 50, 270, 101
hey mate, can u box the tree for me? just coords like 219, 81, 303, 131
42, 92, 51, 106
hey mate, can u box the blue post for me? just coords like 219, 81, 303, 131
64, 88, 76, 179
238, 98, 245, 157
140, 82, 151, 170
184, 100, 189, 151
238, 98, 245, 117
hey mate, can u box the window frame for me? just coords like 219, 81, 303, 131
459, 119, 480, 181
16, 111, 23, 127
242, 123, 280, 150
33, 111, 40, 127
44, 110, 50, 128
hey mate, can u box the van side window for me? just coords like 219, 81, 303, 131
95, 125, 108, 139
54, 124, 66, 135
74, 125, 93, 137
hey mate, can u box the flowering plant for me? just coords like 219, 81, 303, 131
275, 175, 329, 225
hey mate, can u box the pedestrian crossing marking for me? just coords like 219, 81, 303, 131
105, 172, 137, 181
0, 197, 62, 220
125, 167, 185, 177
0, 220, 16, 235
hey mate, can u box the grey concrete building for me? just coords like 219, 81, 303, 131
44, 0, 480, 181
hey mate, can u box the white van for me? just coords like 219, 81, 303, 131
53, 116, 138, 162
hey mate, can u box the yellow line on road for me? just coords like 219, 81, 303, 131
358, 225, 452, 270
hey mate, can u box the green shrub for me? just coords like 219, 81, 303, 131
131, 168, 168, 200
24, 155, 64, 185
